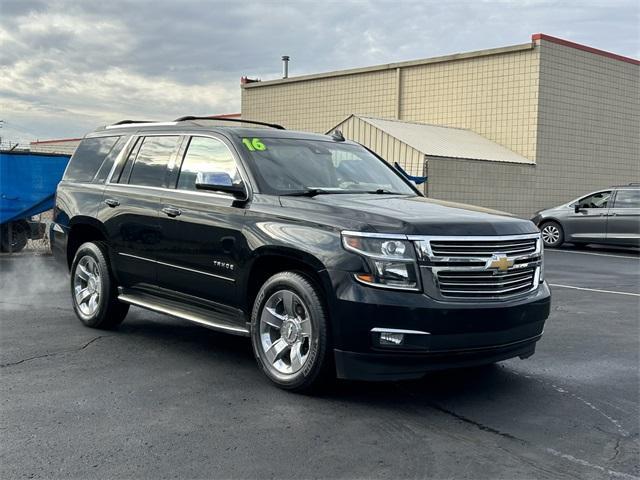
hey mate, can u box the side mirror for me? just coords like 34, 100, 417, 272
195, 172, 248, 200
574, 204, 582, 213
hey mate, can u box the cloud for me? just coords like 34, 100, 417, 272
0, 0, 638, 142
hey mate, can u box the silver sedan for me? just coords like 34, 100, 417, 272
531, 185, 640, 248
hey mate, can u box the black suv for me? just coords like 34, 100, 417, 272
52, 117, 550, 391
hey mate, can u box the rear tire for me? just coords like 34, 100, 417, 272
540, 221, 564, 248
70, 241, 129, 329
0, 221, 28, 253
251, 271, 332, 392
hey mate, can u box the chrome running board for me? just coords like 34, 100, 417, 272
118, 291, 250, 337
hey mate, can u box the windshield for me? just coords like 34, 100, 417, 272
239, 137, 416, 195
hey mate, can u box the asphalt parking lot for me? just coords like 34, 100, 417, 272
1, 247, 638, 479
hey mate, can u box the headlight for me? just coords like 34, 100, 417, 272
342, 233, 420, 291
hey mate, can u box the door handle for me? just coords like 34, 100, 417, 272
104, 198, 120, 208
162, 207, 182, 218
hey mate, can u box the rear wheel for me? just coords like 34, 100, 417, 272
0, 221, 28, 253
251, 271, 331, 392
70, 241, 129, 329
540, 221, 564, 248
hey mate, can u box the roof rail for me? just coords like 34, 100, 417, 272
173, 116, 285, 130
610, 182, 640, 188
110, 120, 158, 126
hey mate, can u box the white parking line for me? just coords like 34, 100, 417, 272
549, 284, 640, 297
546, 249, 639, 260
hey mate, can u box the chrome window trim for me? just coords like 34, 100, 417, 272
118, 252, 234, 282
105, 135, 140, 184
105, 131, 254, 200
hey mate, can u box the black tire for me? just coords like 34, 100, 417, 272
540, 221, 564, 248
70, 241, 129, 329
251, 271, 332, 392
0, 221, 28, 253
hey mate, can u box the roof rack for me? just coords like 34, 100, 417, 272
173, 116, 285, 130
111, 120, 157, 126
611, 182, 640, 187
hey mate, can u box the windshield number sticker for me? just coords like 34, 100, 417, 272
242, 138, 266, 151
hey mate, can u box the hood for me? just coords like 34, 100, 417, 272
279, 194, 538, 236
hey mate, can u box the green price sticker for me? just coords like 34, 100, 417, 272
242, 138, 266, 151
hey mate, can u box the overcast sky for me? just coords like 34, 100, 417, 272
0, 0, 638, 143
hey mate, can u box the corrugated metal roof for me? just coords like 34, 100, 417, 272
345, 116, 533, 164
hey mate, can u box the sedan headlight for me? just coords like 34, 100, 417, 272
342, 233, 420, 291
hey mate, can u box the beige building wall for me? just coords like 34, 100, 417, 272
242, 36, 639, 218
242, 69, 398, 133
534, 37, 640, 208
427, 157, 537, 217
30, 139, 80, 155
242, 43, 539, 160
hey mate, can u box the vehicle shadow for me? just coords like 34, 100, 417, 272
117, 311, 530, 409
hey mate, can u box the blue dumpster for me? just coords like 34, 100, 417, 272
0, 150, 70, 252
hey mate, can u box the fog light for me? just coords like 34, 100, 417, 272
379, 332, 404, 345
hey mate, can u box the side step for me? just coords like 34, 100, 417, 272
118, 291, 250, 337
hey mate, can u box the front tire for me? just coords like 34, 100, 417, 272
540, 221, 564, 248
251, 271, 331, 392
70, 241, 129, 329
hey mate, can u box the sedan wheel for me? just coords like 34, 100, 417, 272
540, 221, 563, 248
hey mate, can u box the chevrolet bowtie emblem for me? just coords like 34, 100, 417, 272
487, 254, 514, 272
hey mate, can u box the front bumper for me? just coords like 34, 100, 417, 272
326, 270, 550, 381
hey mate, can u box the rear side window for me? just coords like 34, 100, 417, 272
63, 136, 121, 182
613, 190, 640, 208
127, 136, 180, 187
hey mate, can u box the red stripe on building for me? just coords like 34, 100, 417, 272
30, 137, 83, 145
532, 33, 640, 66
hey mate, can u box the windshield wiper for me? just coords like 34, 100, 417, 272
366, 189, 404, 195
281, 188, 333, 197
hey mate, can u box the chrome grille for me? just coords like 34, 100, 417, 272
437, 266, 536, 298
411, 233, 542, 301
429, 238, 538, 258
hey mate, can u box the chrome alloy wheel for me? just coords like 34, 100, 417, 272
541, 224, 560, 245
73, 256, 102, 317
259, 289, 312, 375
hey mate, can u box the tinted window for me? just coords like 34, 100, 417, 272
64, 136, 120, 182
177, 137, 240, 191
128, 136, 180, 187
578, 191, 611, 209
93, 136, 128, 183
113, 137, 142, 183
613, 189, 640, 208
241, 138, 414, 195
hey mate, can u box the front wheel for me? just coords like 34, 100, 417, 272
540, 221, 564, 248
70, 241, 129, 329
251, 271, 332, 392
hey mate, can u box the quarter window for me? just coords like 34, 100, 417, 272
177, 137, 240, 191
613, 190, 640, 208
578, 191, 611, 209
128, 136, 180, 187
64, 136, 121, 183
